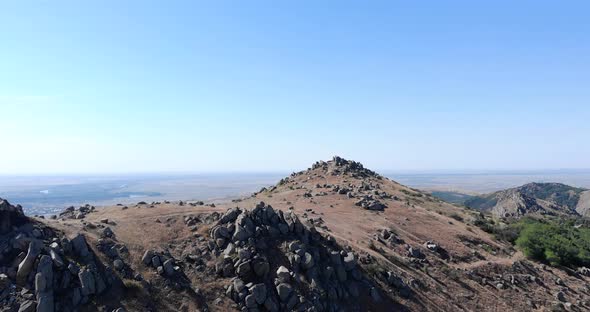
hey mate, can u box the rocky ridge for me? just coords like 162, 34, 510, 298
465, 182, 590, 219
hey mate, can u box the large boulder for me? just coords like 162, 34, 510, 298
276, 283, 293, 302
35, 255, 54, 312
250, 283, 267, 305
17, 241, 41, 286
71, 234, 90, 259
79, 268, 96, 296
0, 199, 26, 234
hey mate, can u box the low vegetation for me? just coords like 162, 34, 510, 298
474, 215, 590, 268
515, 219, 590, 267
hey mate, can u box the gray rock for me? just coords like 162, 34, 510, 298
213, 226, 230, 239
252, 259, 270, 277
101, 227, 114, 238
79, 269, 96, 296
49, 249, 64, 268
163, 259, 175, 276
556, 291, 566, 302
276, 266, 290, 283
276, 283, 293, 302
343, 252, 356, 271
113, 259, 124, 271
277, 223, 289, 235
233, 225, 251, 242
233, 278, 246, 292
36, 256, 54, 312
287, 293, 299, 310
151, 255, 162, 268
36, 293, 54, 312
17, 241, 41, 286
142, 250, 154, 265
71, 234, 90, 258
0, 274, 10, 291
236, 261, 251, 279
302, 252, 315, 270
245, 294, 257, 308
72, 288, 81, 306
250, 283, 267, 304
329, 251, 341, 265
370, 287, 381, 302
18, 300, 35, 312
264, 297, 279, 312
336, 265, 347, 282
94, 271, 107, 294
220, 207, 241, 224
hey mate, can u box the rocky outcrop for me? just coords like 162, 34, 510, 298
210, 202, 386, 311
0, 198, 122, 312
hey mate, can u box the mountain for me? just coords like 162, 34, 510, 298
465, 182, 590, 218
1, 157, 590, 311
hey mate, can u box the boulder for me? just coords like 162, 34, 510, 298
163, 259, 175, 276
244, 294, 257, 308
36, 255, 54, 312
0, 274, 10, 291
252, 259, 270, 277
17, 241, 41, 286
18, 300, 35, 312
49, 249, 64, 268
276, 283, 293, 302
0, 199, 25, 234
343, 252, 356, 271
142, 250, 154, 265
250, 283, 267, 304
302, 252, 315, 270
71, 234, 90, 258
264, 297, 279, 312
276, 266, 291, 283
79, 269, 96, 296
236, 261, 251, 279
113, 259, 124, 271
233, 225, 251, 242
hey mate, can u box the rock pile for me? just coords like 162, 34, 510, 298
355, 195, 387, 211
314, 156, 381, 179
210, 202, 382, 311
0, 198, 122, 312
141, 250, 181, 278
58, 204, 96, 220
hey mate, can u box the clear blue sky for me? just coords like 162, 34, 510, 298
1, 1, 589, 174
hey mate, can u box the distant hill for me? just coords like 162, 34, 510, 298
465, 182, 590, 218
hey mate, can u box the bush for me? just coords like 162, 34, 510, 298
515, 219, 590, 267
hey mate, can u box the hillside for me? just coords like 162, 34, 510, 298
1, 157, 590, 311
465, 182, 590, 219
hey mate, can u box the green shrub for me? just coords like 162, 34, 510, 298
515, 219, 590, 267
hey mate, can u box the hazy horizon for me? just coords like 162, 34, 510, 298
4, 169, 590, 216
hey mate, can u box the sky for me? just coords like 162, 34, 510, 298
0, 1, 589, 174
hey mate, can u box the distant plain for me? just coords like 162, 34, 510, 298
2, 170, 590, 216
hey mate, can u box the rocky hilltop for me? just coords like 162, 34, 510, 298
465, 182, 590, 218
1, 157, 590, 311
